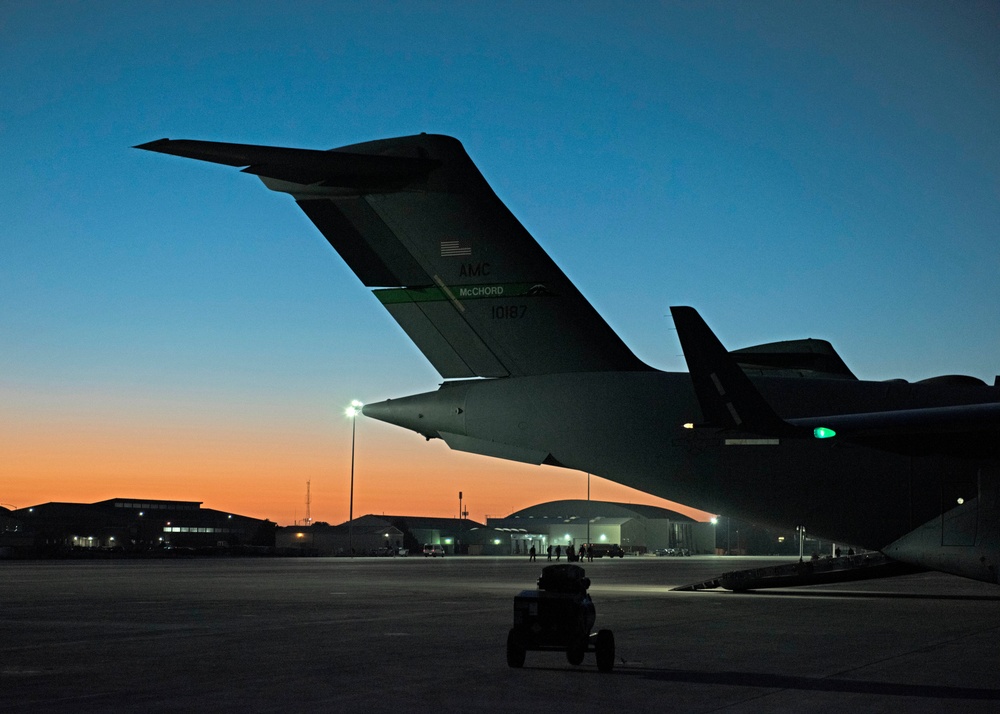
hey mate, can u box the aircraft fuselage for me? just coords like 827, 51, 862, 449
365, 371, 999, 550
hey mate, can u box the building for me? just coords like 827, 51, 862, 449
277, 501, 714, 557
276, 516, 404, 556
275, 514, 512, 556
487, 500, 716, 555
0, 506, 33, 558
8, 498, 273, 556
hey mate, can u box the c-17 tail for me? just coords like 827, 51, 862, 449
138, 133, 1000, 586
136, 134, 649, 379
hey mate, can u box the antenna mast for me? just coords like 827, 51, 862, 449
305, 479, 312, 525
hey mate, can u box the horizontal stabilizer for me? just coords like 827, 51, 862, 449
134, 138, 438, 189
732, 338, 856, 379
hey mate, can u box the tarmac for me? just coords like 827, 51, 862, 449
2, 555, 999, 713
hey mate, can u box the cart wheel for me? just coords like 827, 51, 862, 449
506, 628, 526, 668
595, 629, 615, 672
566, 637, 586, 666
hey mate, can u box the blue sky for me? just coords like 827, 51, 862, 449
2, 1, 998, 521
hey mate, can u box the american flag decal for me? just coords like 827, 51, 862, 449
440, 239, 472, 257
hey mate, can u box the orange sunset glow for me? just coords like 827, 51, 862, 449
4, 401, 713, 525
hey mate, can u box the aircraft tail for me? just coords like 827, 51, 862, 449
137, 134, 648, 378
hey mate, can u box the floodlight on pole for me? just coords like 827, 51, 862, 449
346, 400, 363, 558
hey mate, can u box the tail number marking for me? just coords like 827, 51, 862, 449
492, 305, 527, 319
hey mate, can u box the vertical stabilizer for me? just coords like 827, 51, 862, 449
137, 135, 649, 378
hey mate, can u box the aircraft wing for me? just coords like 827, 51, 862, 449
137, 135, 650, 379
786, 402, 1000, 436
671, 305, 1000, 457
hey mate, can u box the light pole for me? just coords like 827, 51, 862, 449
346, 400, 363, 558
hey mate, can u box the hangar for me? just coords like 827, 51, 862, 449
276, 514, 512, 556
276, 515, 405, 556
5, 498, 272, 556
486, 500, 715, 556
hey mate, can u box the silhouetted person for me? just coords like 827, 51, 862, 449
547, 544, 553, 561
567, 544, 575, 562
555, 545, 562, 561
528, 545, 536, 562
848, 547, 855, 556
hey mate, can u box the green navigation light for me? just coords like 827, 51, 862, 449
813, 427, 837, 439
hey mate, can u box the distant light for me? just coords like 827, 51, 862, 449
813, 427, 837, 439
444, 538, 453, 545
683, 423, 694, 430
599, 534, 607, 542
564, 534, 571, 541
493, 539, 501, 545
228, 514, 232, 519
957, 497, 965, 505
710, 516, 719, 525
138, 511, 144, 516
296, 533, 305, 539
384, 533, 389, 538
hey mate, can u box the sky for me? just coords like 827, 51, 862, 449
2, 1, 998, 525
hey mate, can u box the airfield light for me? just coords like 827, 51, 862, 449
346, 400, 364, 558
813, 427, 837, 440
345, 399, 364, 418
